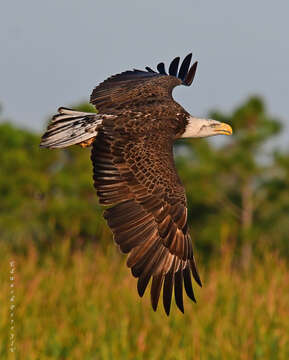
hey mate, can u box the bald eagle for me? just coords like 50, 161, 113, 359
40, 54, 232, 315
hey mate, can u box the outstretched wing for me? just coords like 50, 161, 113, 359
90, 54, 198, 114
91, 117, 202, 314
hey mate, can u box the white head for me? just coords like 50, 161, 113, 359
181, 116, 233, 138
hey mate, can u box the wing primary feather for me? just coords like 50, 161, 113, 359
184, 61, 198, 86
178, 53, 192, 81
163, 261, 175, 315
145, 66, 156, 73
157, 62, 167, 75
183, 266, 196, 303
137, 272, 151, 297
174, 270, 184, 313
137, 244, 164, 297
169, 57, 180, 76
151, 274, 164, 311
190, 258, 202, 287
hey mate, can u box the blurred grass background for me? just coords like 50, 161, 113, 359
1, 97, 289, 358
1, 241, 288, 359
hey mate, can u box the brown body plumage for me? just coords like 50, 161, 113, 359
40, 54, 232, 314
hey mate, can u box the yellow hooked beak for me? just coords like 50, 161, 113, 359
214, 122, 233, 136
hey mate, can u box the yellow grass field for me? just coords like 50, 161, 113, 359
1, 240, 289, 360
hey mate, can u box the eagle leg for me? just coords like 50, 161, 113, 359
79, 137, 96, 148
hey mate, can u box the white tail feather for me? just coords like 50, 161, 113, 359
40, 108, 112, 149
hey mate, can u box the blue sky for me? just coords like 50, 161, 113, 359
1, 0, 288, 145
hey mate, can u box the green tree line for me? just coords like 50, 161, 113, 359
0, 97, 288, 261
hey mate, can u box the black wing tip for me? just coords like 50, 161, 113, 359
152, 302, 158, 312
182, 53, 193, 66
184, 61, 198, 86
190, 257, 202, 287
145, 66, 156, 73
163, 300, 184, 315
138, 289, 145, 298
169, 56, 180, 76
146, 53, 197, 86
139, 267, 199, 315
157, 62, 167, 75
164, 305, 171, 316
193, 271, 202, 287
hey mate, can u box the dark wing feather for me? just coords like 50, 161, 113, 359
183, 265, 196, 302
163, 263, 175, 315
185, 61, 198, 86
91, 117, 201, 314
151, 273, 164, 311
145, 66, 156, 73
178, 53, 192, 81
169, 57, 180, 76
174, 269, 184, 313
157, 62, 167, 75
90, 54, 198, 114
